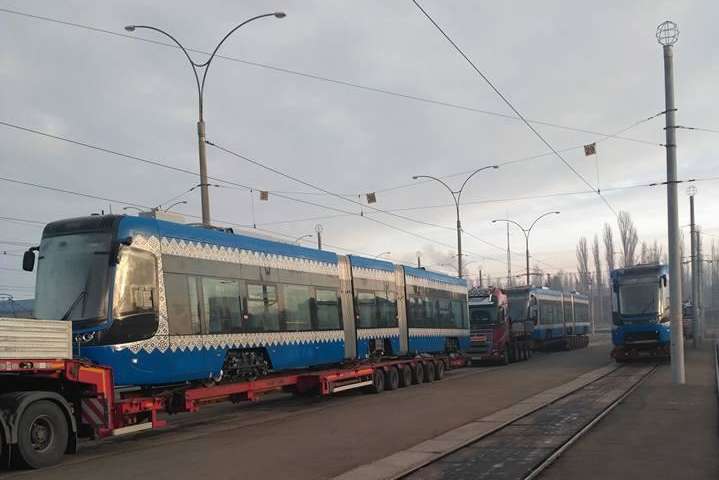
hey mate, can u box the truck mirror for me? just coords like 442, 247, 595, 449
22, 248, 37, 272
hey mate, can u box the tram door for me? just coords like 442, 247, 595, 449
338, 256, 357, 359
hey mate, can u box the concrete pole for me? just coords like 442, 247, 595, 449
316, 230, 322, 251
662, 40, 685, 384
506, 222, 512, 287
197, 120, 211, 226
697, 225, 705, 343
456, 203, 463, 279
690, 195, 698, 348
525, 234, 530, 287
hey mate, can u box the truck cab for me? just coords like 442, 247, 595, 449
468, 287, 529, 364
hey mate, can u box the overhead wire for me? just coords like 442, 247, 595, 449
0, 7, 659, 148
410, 0, 619, 217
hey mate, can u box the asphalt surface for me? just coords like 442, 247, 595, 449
0, 340, 612, 480
540, 343, 719, 480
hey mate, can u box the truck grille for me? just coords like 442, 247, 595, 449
624, 331, 658, 343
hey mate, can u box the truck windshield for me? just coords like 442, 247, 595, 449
470, 306, 497, 329
619, 282, 659, 317
34, 232, 111, 325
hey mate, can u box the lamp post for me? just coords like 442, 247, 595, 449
125, 12, 286, 226
295, 234, 313, 245
492, 211, 560, 286
412, 165, 499, 278
315, 224, 323, 250
164, 200, 188, 212
657, 20, 685, 384
688, 185, 699, 348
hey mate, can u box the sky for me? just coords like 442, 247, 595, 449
1, 0, 718, 299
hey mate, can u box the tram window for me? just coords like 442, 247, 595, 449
564, 303, 572, 324
315, 289, 340, 330
437, 298, 451, 328
376, 290, 397, 328
283, 284, 312, 331
188, 277, 201, 333
408, 296, 422, 327
540, 301, 552, 324
164, 273, 188, 334
424, 297, 434, 327
357, 291, 376, 328
202, 278, 242, 333
450, 300, 465, 328
247, 284, 279, 331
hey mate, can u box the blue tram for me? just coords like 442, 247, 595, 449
24, 215, 469, 386
610, 264, 670, 360
505, 287, 590, 350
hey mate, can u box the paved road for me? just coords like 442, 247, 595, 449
1, 342, 611, 480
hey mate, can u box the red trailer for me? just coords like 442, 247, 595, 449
0, 350, 466, 469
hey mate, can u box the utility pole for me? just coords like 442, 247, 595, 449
657, 21, 685, 384
479, 269, 483, 288
315, 224, 323, 251
689, 187, 699, 348
416, 251, 422, 268
697, 225, 705, 343
506, 222, 512, 287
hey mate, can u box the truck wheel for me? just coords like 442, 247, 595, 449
434, 361, 445, 380
424, 363, 435, 383
370, 369, 385, 394
16, 400, 69, 469
413, 362, 424, 384
385, 367, 400, 391
502, 348, 510, 365
399, 365, 413, 387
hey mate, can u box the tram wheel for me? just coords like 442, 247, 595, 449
385, 367, 400, 391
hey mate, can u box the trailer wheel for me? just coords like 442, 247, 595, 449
434, 361, 445, 380
424, 363, 435, 383
502, 348, 510, 365
370, 369, 385, 394
385, 367, 400, 391
399, 365, 413, 387
412, 362, 424, 384
15, 400, 68, 469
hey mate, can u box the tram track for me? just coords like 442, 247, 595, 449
397, 364, 656, 480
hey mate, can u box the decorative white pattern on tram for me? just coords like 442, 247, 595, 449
121, 234, 340, 354
351, 266, 394, 282
356, 328, 399, 340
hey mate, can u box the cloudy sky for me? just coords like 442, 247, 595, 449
1, 0, 717, 299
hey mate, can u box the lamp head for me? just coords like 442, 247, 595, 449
124, 25, 136, 32
687, 185, 697, 197
274, 12, 286, 18
412, 176, 419, 180
656, 21, 679, 46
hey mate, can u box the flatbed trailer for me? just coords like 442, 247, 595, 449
0, 353, 467, 469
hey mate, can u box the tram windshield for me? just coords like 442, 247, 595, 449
34, 232, 111, 325
619, 281, 659, 317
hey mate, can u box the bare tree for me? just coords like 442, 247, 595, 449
617, 211, 639, 267
603, 223, 616, 273
639, 241, 648, 264
647, 240, 663, 264
576, 237, 590, 292
592, 235, 604, 328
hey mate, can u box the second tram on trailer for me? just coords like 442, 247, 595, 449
505, 287, 590, 350
24, 214, 470, 387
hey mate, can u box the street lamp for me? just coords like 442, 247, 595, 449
374, 251, 391, 259
492, 211, 560, 286
124, 12, 286, 227
412, 165, 499, 278
295, 234, 313, 245
122, 206, 143, 213
164, 200, 188, 212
